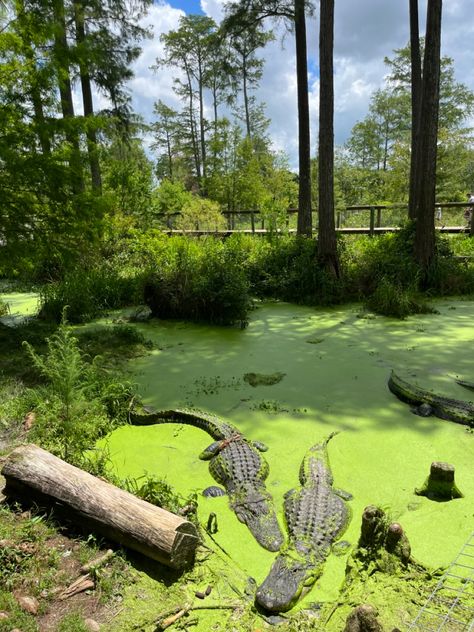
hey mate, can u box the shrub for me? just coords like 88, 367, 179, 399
364, 277, 436, 319
144, 236, 251, 326
22, 314, 136, 464
0, 298, 9, 317
176, 197, 226, 232
38, 264, 143, 323
244, 235, 348, 305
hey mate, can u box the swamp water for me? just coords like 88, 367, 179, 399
2, 292, 472, 629
98, 300, 473, 630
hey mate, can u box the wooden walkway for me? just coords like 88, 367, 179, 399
163, 226, 470, 237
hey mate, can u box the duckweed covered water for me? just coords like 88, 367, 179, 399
0, 292, 39, 326
96, 300, 474, 629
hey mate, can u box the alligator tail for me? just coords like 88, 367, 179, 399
129, 406, 237, 440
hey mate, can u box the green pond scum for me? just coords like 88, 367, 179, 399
26, 298, 474, 629
96, 300, 474, 630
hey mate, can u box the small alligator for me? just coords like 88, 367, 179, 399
130, 406, 284, 552
388, 371, 474, 426
256, 433, 351, 612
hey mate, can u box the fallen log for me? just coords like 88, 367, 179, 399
1, 444, 199, 569
388, 371, 474, 426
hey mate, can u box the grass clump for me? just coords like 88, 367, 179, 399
123, 475, 199, 524
0, 507, 59, 593
364, 277, 436, 319
0, 298, 9, 317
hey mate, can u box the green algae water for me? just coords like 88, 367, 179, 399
0, 291, 39, 326
98, 300, 474, 630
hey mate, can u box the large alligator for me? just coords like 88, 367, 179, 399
130, 407, 284, 552
388, 371, 474, 426
256, 433, 351, 612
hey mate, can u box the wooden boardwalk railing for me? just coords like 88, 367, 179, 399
157, 201, 474, 236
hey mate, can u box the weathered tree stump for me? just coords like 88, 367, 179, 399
343, 604, 384, 632
347, 506, 413, 577
1, 444, 199, 569
415, 461, 463, 500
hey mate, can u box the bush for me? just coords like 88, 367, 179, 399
244, 235, 348, 305
144, 236, 251, 326
364, 277, 436, 319
22, 314, 136, 464
38, 264, 144, 323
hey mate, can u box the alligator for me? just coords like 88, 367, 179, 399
256, 433, 351, 612
456, 378, 474, 392
388, 371, 474, 426
130, 406, 284, 552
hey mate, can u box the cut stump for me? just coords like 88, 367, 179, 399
415, 461, 464, 500
1, 444, 199, 569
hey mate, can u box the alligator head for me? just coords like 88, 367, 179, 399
255, 549, 319, 612
230, 482, 284, 552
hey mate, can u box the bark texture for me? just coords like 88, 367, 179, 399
408, 0, 422, 220
295, 0, 312, 237
413, 0, 442, 274
1, 444, 199, 569
317, 0, 339, 276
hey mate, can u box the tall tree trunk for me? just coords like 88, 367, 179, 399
294, 0, 312, 237
52, 0, 84, 195
413, 0, 442, 276
185, 65, 201, 180
242, 54, 252, 139
73, 0, 102, 193
166, 130, 173, 179
317, 0, 339, 276
408, 0, 422, 220
198, 56, 207, 181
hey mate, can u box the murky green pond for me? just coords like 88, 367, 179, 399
0, 292, 39, 326
99, 299, 474, 617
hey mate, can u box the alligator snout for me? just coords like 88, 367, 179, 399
255, 554, 312, 612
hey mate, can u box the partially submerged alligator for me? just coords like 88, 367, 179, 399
456, 378, 474, 392
256, 433, 351, 612
130, 407, 284, 552
388, 371, 474, 426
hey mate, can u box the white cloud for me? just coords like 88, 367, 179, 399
127, 0, 474, 169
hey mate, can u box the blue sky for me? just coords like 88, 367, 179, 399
166, 0, 203, 15
123, 0, 474, 170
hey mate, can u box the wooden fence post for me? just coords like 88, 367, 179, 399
369, 207, 375, 237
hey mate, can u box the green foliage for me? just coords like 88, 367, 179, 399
38, 263, 143, 323
342, 43, 474, 206
123, 475, 198, 522
351, 224, 420, 294
102, 137, 158, 228
175, 197, 226, 232
144, 236, 251, 326
364, 278, 435, 319
0, 506, 58, 594
245, 235, 347, 305
154, 178, 193, 216
21, 315, 136, 463
0, 298, 9, 317
55, 612, 94, 632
